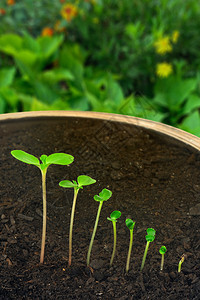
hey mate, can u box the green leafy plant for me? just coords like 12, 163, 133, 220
11, 150, 74, 264
125, 218, 136, 273
140, 228, 156, 271
59, 175, 96, 266
178, 254, 186, 273
159, 246, 167, 271
87, 188, 112, 266
107, 210, 121, 266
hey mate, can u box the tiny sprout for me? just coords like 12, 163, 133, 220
87, 188, 112, 266
59, 175, 96, 266
11, 150, 74, 264
125, 218, 136, 273
140, 228, 156, 271
159, 246, 167, 271
178, 254, 186, 273
107, 210, 121, 266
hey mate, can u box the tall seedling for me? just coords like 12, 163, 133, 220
11, 150, 74, 264
107, 210, 121, 266
87, 188, 112, 266
59, 175, 96, 266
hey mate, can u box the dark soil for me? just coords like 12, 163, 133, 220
0, 116, 200, 299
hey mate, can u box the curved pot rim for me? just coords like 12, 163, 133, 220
0, 110, 200, 151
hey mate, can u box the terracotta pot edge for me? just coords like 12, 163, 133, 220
0, 110, 200, 152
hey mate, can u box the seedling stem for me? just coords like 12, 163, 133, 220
87, 188, 112, 266
140, 228, 156, 271
125, 218, 135, 273
107, 210, 121, 266
178, 254, 185, 272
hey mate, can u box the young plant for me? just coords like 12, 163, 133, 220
11, 150, 74, 264
178, 254, 186, 272
59, 175, 96, 266
107, 210, 121, 266
140, 228, 156, 271
87, 188, 112, 267
125, 218, 136, 273
159, 246, 167, 271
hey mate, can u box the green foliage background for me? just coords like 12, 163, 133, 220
0, 0, 200, 136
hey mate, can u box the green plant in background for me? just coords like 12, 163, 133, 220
107, 210, 121, 266
87, 188, 112, 266
59, 175, 96, 266
125, 218, 135, 273
159, 245, 167, 271
11, 150, 74, 264
178, 254, 186, 273
140, 228, 156, 271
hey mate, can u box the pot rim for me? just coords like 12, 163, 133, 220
0, 110, 200, 151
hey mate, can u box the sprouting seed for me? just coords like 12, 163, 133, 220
11, 150, 74, 264
140, 228, 156, 271
59, 175, 96, 266
178, 254, 186, 273
159, 246, 167, 271
125, 218, 136, 273
107, 210, 121, 266
87, 188, 112, 266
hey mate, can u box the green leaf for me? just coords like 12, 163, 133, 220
145, 228, 156, 242
11, 150, 40, 166
159, 246, 167, 255
59, 180, 77, 188
125, 218, 135, 230
145, 235, 155, 242
46, 153, 74, 165
146, 228, 156, 236
109, 210, 121, 221
40, 155, 47, 165
0, 68, 16, 88
77, 175, 96, 187
94, 188, 112, 202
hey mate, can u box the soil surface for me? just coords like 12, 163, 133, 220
0, 116, 200, 299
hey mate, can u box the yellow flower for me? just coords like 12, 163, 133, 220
41, 27, 54, 37
156, 62, 173, 78
154, 36, 172, 55
61, 3, 78, 22
171, 30, 179, 43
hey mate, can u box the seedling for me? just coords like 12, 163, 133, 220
159, 246, 167, 271
11, 150, 74, 264
59, 175, 96, 266
140, 228, 156, 271
107, 210, 121, 266
87, 188, 112, 266
178, 254, 186, 272
125, 218, 136, 273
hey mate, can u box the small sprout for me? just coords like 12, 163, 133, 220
159, 246, 167, 271
59, 175, 96, 266
87, 188, 112, 266
125, 218, 136, 273
107, 210, 121, 266
11, 150, 74, 264
178, 254, 186, 273
140, 228, 156, 271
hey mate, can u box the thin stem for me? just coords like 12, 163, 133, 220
160, 254, 164, 271
87, 201, 103, 266
110, 221, 117, 266
40, 169, 47, 264
68, 188, 79, 267
126, 229, 133, 273
140, 241, 150, 271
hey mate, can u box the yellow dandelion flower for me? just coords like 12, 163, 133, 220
156, 62, 173, 78
171, 30, 179, 43
154, 36, 172, 55
61, 3, 78, 22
